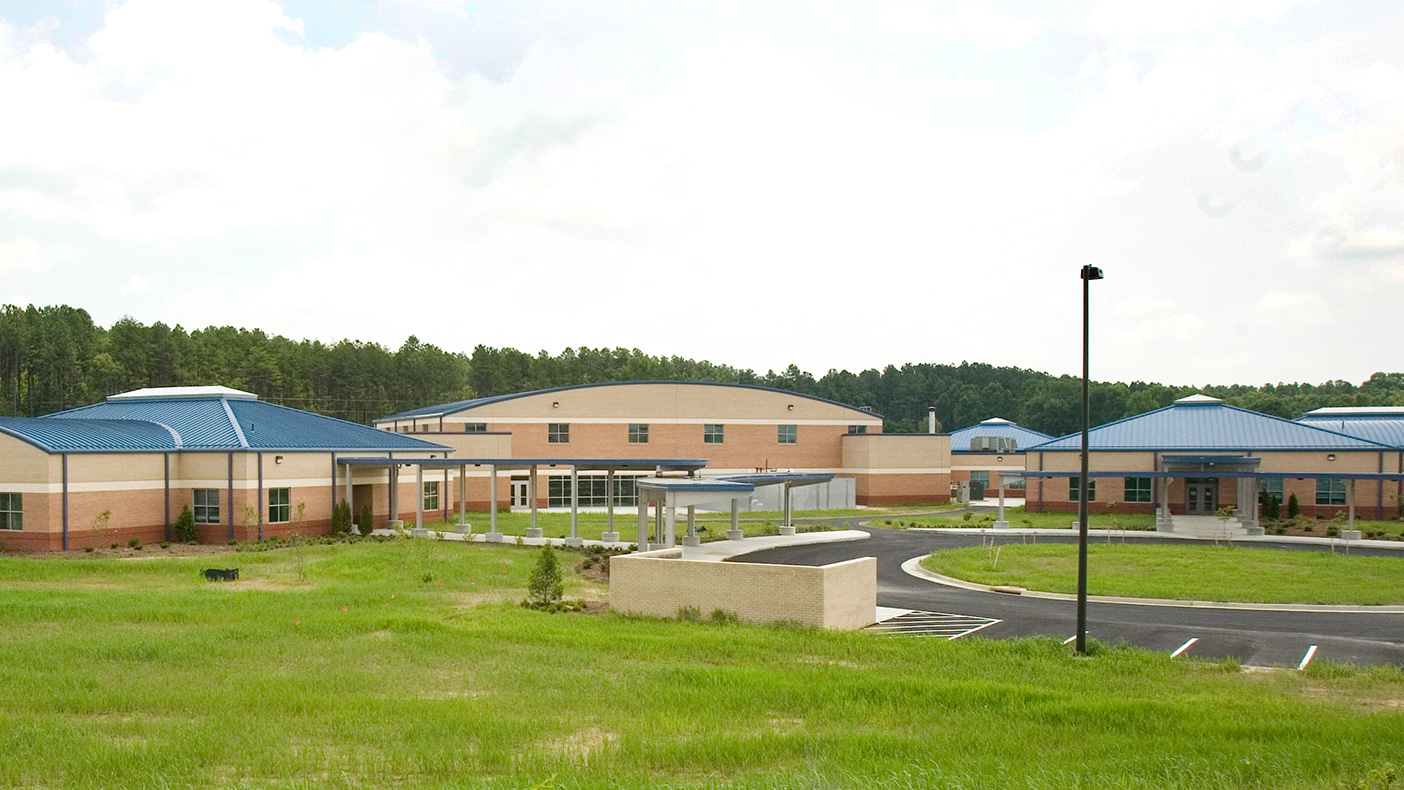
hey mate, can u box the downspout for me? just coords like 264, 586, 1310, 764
1379, 452, 1385, 520
257, 452, 264, 542
61, 453, 69, 551
163, 453, 171, 543
227, 452, 234, 543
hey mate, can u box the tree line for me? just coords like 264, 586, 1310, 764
2, 304, 1402, 437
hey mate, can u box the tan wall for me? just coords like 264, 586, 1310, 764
609, 549, 876, 630
402, 432, 513, 459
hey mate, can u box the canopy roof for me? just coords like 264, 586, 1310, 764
1297, 408, 1404, 448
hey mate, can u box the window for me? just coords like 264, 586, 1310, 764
970, 470, 990, 486
548, 423, 570, 444
1124, 477, 1152, 503
547, 475, 640, 508
1007, 476, 1026, 490
194, 489, 220, 524
1316, 478, 1346, 507
1259, 478, 1283, 504
847, 425, 867, 435
1070, 477, 1096, 502
423, 481, 439, 510
628, 423, 649, 444
778, 425, 797, 444
464, 423, 487, 433
268, 488, 290, 523
0, 493, 20, 530
704, 424, 724, 444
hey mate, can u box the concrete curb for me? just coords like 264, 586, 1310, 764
900, 556, 1404, 614
896, 526, 1404, 551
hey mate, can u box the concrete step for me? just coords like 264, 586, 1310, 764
1169, 515, 1247, 538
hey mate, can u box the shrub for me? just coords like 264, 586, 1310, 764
173, 505, 197, 544
358, 505, 374, 537
1287, 493, 1300, 519
127, 537, 141, 549
84, 546, 94, 553
1260, 492, 1280, 520
525, 545, 563, 610
331, 500, 352, 535
159, 541, 170, 549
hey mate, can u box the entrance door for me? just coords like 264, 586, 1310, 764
510, 479, 529, 508
1186, 478, 1218, 515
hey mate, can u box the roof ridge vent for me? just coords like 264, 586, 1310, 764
979, 417, 1014, 425
1173, 394, 1223, 406
108, 386, 259, 402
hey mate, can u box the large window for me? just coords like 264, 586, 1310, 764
0, 493, 20, 530
194, 489, 220, 524
628, 424, 649, 444
778, 425, 797, 444
464, 423, 487, 433
1070, 477, 1096, 502
268, 488, 290, 523
547, 475, 640, 508
1316, 478, 1346, 507
1260, 478, 1283, 504
548, 423, 570, 444
1124, 477, 1152, 503
969, 471, 990, 486
423, 481, 439, 510
704, 424, 724, 444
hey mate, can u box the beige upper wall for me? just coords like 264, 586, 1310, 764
379, 383, 883, 428
841, 434, 950, 471
0, 435, 51, 485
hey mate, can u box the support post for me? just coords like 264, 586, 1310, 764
664, 495, 676, 548
566, 466, 583, 547
779, 483, 796, 535
636, 491, 648, 550
486, 465, 502, 542
526, 466, 542, 538
413, 464, 425, 535
682, 505, 700, 546
1344, 479, 1360, 541
1075, 263, 1103, 656
257, 452, 264, 542
602, 469, 619, 542
727, 497, 743, 540
994, 480, 1009, 529
458, 465, 468, 533
163, 453, 171, 543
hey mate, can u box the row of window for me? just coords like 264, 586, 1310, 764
1066, 477, 1349, 506
192, 489, 292, 524
546, 423, 806, 445
545, 475, 641, 508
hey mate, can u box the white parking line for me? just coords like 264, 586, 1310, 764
1170, 637, 1198, 658
1298, 645, 1318, 670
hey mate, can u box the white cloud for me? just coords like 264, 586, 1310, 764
0, 237, 60, 273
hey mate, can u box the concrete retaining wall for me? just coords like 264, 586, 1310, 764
609, 549, 876, 630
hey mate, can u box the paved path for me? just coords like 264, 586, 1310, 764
733, 527, 1404, 668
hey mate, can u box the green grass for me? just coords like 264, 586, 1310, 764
922, 542, 1404, 605
417, 508, 880, 541
2, 541, 1404, 788
891, 506, 1158, 530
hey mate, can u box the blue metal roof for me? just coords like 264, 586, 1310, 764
375, 381, 884, 422
1028, 395, 1393, 452
0, 418, 181, 453
948, 418, 1052, 451
1296, 414, 1404, 449
22, 391, 449, 454
635, 478, 755, 493
717, 472, 834, 487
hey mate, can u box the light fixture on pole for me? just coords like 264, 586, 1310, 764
1076, 264, 1103, 656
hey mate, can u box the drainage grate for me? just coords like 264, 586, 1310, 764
867, 610, 1001, 639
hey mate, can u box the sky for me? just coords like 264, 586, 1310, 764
0, 1, 1400, 387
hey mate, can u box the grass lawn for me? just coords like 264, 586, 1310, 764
414, 511, 847, 541
2, 541, 1404, 788
890, 506, 1158, 530
922, 543, 1404, 605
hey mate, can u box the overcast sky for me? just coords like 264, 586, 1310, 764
0, 1, 1400, 387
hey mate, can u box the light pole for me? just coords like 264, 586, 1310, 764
1076, 264, 1103, 655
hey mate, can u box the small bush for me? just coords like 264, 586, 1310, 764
1287, 493, 1300, 519
331, 500, 353, 535
710, 609, 739, 625
127, 538, 141, 549
172, 505, 197, 543
358, 504, 374, 536
110, 543, 118, 550
159, 541, 170, 549
676, 605, 701, 622
84, 546, 94, 553
524, 545, 563, 610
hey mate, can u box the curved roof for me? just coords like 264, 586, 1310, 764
948, 417, 1052, 451
6, 388, 450, 454
1297, 410, 1404, 448
375, 381, 884, 422
1029, 394, 1393, 452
